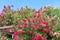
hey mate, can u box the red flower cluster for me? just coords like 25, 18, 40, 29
32, 35, 46, 40
14, 30, 23, 35
34, 10, 40, 18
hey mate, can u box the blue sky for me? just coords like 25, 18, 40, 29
0, 0, 60, 13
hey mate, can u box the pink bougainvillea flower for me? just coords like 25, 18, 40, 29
17, 30, 23, 35
14, 31, 17, 35
43, 21, 48, 26
34, 11, 40, 18
43, 21, 50, 28
36, 13, 40, 18
49, 29, 52, 32
37, 13, 40, 18
34, 13, 36, 18
23, 24, 27, 28
17, 25, 21, 29
37, 35, 42, 40
42, 37, 46, 40
30, 25, 36, 30
2, 36, 6, 40
0, 14, 4, 19
23, 19, 27, 23
16, 20, 19, 24
36, 10, 40, 13
14, 30, 23, 35
23, 22, 27, 25
38, 24, 42, 29
0, 14, 1, 17
27, 18, 31, 22
14, 35, 18, 40
4, 5, 6, 9
32, 19, 35, 23
45, 29, 49, 33
2, 9, 6, 13
6, 29, 10, 32
42, 8, 46, 12
43, 21, 48, 25
36, 10, 40, 17
33, 37, 38, 40
41, 29, 45, 32
23, 19, 28, 28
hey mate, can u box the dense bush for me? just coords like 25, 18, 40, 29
0, 5, 60, 40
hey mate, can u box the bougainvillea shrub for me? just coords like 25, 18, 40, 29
0, 5, 60, 40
